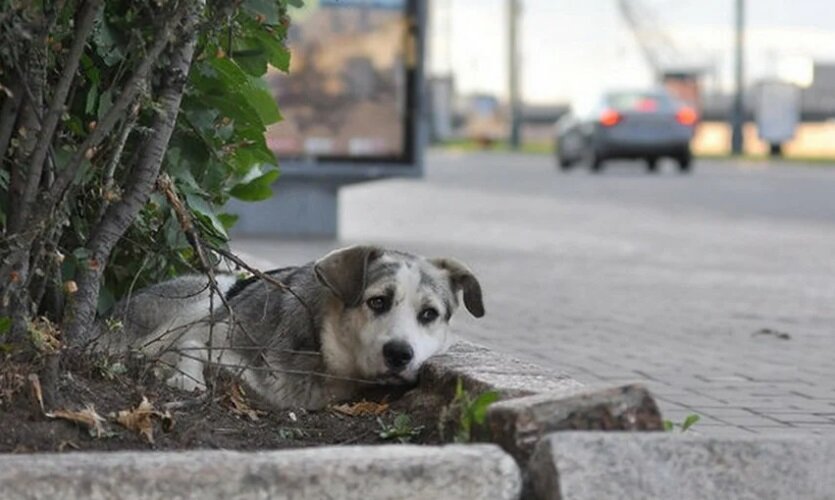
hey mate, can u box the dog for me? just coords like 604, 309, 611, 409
96, 245, 484, 409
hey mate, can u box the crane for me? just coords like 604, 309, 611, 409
616, 0, 702, 82
617, 0, 709, 107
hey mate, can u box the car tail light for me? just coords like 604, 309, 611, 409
676, 106, 698, 126
599, 109, 622, 127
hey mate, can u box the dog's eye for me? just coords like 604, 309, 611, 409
418, 307, 439, 324
366, 296, 390, 312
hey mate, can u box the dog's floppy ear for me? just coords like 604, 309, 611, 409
430, 258, 485, 318
314, 245, 381, 307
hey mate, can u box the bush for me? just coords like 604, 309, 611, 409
0, 0, 296, 399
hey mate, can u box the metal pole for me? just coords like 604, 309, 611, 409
508, 0, 521, 149
730, 0, 745, 155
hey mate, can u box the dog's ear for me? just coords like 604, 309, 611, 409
430, 258, 485, 318
314, 245, 381, 307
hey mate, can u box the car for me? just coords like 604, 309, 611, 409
555, 89, 698, 173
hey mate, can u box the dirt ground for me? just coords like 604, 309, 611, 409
0, 354, 445, 454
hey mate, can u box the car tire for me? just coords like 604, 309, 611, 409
646, 157, 659, 173
585, 150, 604, 173
557, 154, 573, 171
677, 153, 693, 173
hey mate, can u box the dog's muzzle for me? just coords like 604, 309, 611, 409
382, 340, 413, 372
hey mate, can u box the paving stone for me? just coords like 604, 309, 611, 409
0, 445, 522, 500
528, 432, 835, 500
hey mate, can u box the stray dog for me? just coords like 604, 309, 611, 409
96, 245, 484, 409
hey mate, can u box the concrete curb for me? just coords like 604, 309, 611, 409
0, 444, 521, 500
420, 340, 584, 399
528, 432, 835, 500
484, 384, 663, 464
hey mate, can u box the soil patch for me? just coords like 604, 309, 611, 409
0, 354, 445, 454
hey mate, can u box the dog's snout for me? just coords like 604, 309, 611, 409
383, 340, 414, 370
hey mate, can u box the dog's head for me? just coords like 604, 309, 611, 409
314, 245, 484, 384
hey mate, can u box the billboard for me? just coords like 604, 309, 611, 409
264, 0, 420, 167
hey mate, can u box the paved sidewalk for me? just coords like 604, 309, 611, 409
235, 151, 835, 436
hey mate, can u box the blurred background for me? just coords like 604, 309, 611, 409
426, 0, 835, 159
234, 0, 835, 437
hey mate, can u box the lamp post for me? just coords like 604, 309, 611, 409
508, 0, 521, 149
730, 0, 745, 155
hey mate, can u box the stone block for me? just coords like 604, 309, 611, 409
528, 432, 835, 500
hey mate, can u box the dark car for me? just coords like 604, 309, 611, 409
555, 89, 698, 173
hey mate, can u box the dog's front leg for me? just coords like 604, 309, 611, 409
165, 339, 208, 392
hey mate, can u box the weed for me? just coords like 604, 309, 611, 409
377, 413, 423, 443
440, 379, 499, 443
664, 414, 700, 432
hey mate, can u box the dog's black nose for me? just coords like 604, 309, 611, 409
383, 340, 414, 370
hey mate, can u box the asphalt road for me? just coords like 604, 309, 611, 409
237, 151, 835, 436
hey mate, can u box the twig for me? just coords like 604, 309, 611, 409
0, 80, 22, 163
207, 243, 318, 323
95, 106, 139, 226
155, 173, 274, 376
175, 351, 387, 386
22, 0, 102, 227
42, 2, 188, 215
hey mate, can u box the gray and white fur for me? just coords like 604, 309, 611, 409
95, 245, 484, 409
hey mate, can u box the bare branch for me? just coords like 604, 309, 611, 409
94, 107, 139, 225
207, 243, 318, 322
21, 0, 102, 226
0, 80, 22, 163
42, 3, 188, 215
174, 351, 387, 386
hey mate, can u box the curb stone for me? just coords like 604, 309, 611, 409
0, 444, 521, 500
420, 341, 584, 399
483, 384, 663, 463
528, 432, 835, 500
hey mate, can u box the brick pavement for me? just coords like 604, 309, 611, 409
235, 151, 835, 436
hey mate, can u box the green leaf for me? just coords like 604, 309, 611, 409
0, 316, 11, 336
663, 420, 674, 432
97, 89, 113, 121
85, 85, 99, 115
217, 213, 239, 229
185, 192, 229, 240
209, 58, 282, 125
92, 13, 125, 66
242, 0, 281, 24
229, 168, 279, 201
469, 391, 499, 425
681, 414, 701, 431
233, 20, 291, 74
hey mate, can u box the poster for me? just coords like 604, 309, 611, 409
264, 0, 412, 161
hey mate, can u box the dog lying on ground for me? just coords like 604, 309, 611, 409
95, 245, 484, 409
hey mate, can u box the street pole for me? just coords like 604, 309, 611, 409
730, 0, 745, 155
508, 0, 521, 149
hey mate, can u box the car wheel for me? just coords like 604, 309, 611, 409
557, 153, 573, 171
585, 149, 604, 173
677, 153, 693, 173
646, 157, 659, 173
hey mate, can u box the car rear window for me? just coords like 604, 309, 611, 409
606, 92, 675, 112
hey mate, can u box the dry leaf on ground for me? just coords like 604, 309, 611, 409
224, 383, 265, 421
331, 400, 390, 417
47, 405, 108, 438
114, 396, 157, 443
